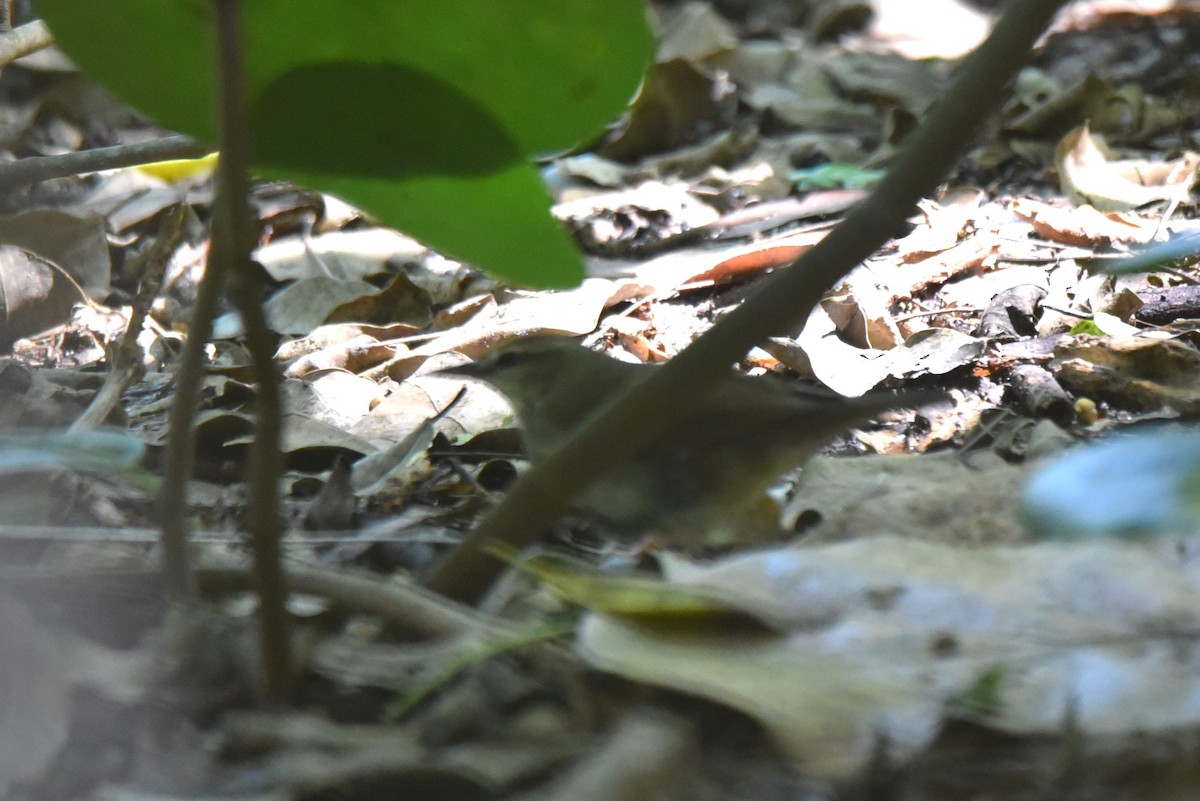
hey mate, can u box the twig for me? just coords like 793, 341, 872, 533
196, 565, 500, 640
0, 562, 502, 641
70, 203, 188, 432
425, 0, 1072, 603
0, 523, 459, 545
0, 134, 204, 188
155, 245, 228, 600
891, 306, 984, 323
209, 0, 292, 702
0, 20, 52, 69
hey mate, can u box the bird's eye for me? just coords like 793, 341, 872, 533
494, 351, 523, 369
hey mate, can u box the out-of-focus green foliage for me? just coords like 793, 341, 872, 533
34, 0, 654, 286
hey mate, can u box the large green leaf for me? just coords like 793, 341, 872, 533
33, 0, 653, 286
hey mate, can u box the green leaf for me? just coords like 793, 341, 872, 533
792, 163, 885, 191
1068, 319, 1104, 336
250, 60, 583, 286
952, 665, 1007, 720
255, 62, 524, 179
489, 544, 762, 623
33, 0, 653, 286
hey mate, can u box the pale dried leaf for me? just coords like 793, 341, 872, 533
579, 535, 1200, 777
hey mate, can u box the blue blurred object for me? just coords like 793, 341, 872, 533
1021, 428, 1200, 539
1094, 231, 1200, 276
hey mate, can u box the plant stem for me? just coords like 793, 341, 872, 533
209, 0, 293, 702
0, 135, 204, 189
0, 20, 53, 69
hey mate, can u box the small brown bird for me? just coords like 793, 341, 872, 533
441, 336, 940, 546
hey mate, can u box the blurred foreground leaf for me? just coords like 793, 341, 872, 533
1022, 428, 1200, 539
34, 0, 653, 286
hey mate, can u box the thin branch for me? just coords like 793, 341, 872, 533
0, 562, 505, 641
70, 203, 188, 432
156, 240, 227, 599
197, 565, 505, 640
0, 134, 205, 188
424, 0, 1072, 603
0, 20, 53, 69
209, 0, 293, 702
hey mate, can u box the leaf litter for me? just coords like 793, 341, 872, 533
6, 1, 1200, 799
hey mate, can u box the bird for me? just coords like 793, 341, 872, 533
438, 335, 941, 546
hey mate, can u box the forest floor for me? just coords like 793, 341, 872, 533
4, 2, 1200, 799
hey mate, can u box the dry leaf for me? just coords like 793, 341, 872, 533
579, 535, 1200, 777
1056, 123, 1199, 212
